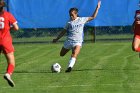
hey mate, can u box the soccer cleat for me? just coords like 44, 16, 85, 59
65, 67, 72, 73
4, 73, 15, 87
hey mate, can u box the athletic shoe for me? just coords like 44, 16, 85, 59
4, 73, 15, 87
65, 67, 72, 73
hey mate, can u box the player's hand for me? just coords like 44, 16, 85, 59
136, 21, 140, 24
97, 0, 101, 9
53, 38, 58, 43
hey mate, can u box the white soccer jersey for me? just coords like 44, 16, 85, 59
64, 17, 89, 43
136, 14, 140, 20
135, 10, 140, 20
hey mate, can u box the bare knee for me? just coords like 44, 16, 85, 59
132, 46, 139, 52
134, 48, 137, 52
5, 52, 15, 66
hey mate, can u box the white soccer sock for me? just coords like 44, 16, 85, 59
68, 57, 76, 68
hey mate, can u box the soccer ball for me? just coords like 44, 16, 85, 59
51, 63, 61, 73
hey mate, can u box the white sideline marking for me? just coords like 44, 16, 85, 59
125, 54, 137, 58
47, 84, 122, 88
1, 84, 124, 89
47, 85, 92, 88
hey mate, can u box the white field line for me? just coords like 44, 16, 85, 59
1, 84, 123, 89
47, 84, 92, 88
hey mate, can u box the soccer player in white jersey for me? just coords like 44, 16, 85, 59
53, 1, 101, 72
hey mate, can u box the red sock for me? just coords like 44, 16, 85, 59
7, 64, 15, 75
135, 47, 140, 52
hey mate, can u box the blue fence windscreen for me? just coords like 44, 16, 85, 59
6, 0, 139, 28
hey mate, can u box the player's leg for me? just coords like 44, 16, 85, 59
132, 35, 140, 52
60, 47, 70, 56
60, 41, 71, 56
65, 45, 81, 72
2, 43, 15, 87
4, 52, 15, 87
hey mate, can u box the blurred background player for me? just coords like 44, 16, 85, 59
0, 0, 19, 87
53, 1, 101, 72
132, 2, 140, 56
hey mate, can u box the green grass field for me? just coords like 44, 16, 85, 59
0, 42, 140, 93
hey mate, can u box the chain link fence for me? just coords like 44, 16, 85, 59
11, 26, 133, 44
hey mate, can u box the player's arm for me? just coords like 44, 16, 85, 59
136, 20, 140, 24
53, 29, 66, 43
132, 20, 135, 32
10, 22, 19, 31
87, 1, 101, 22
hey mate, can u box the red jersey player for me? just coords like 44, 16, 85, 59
132, 9, 140, 54
0, 0, 19, 87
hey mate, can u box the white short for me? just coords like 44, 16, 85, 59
63, 40, 82, 49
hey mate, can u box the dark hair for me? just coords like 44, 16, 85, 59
0, 0, 5, 7
69, 7, 78, 14
0, 7, 3, 12
0, 0, 5, 12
